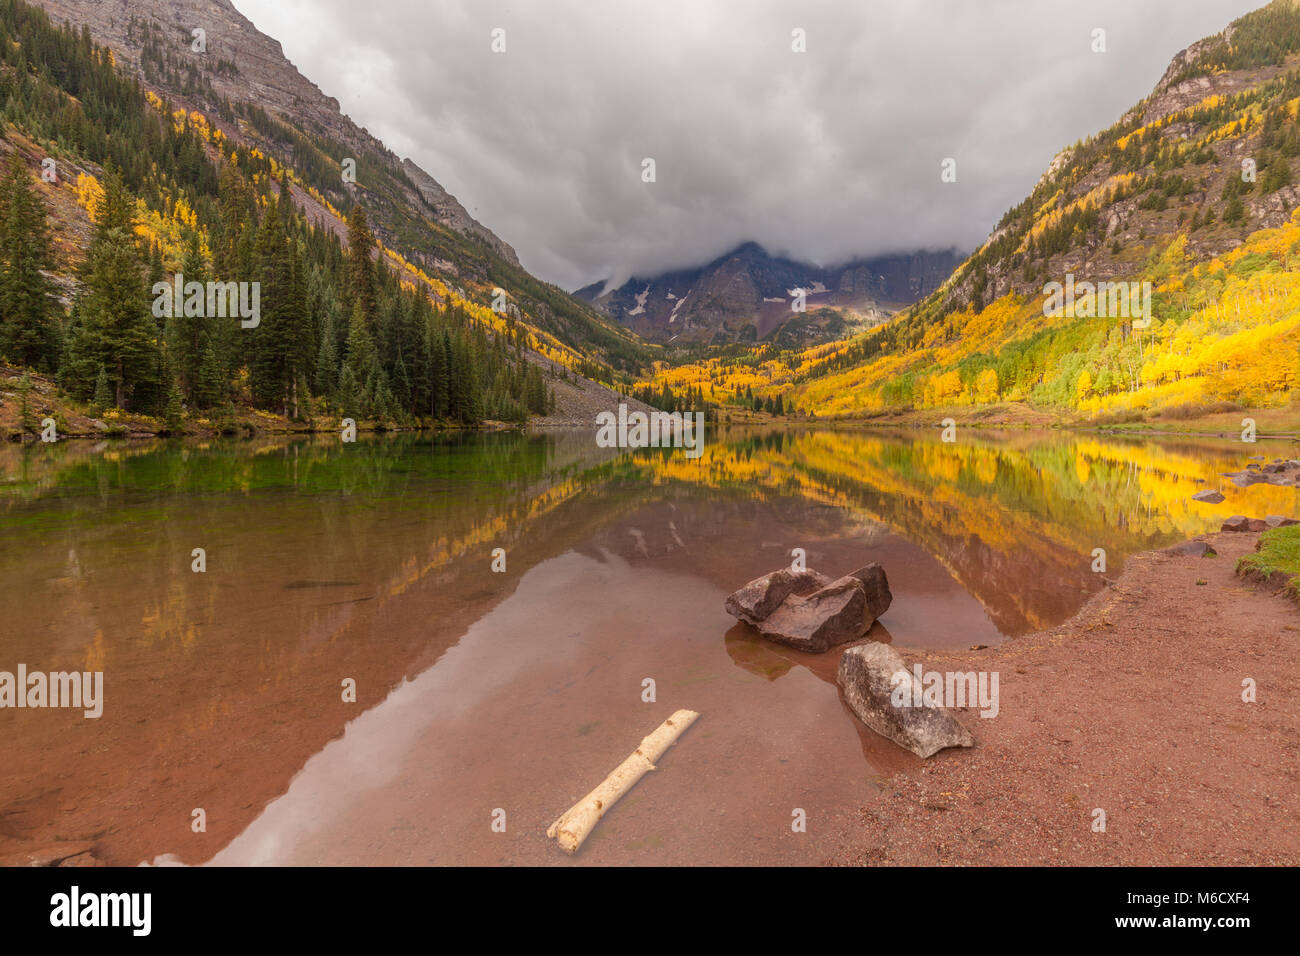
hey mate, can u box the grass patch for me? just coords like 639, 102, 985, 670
1236, 525, 1300, 604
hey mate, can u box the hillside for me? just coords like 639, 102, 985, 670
576, 242, 959, 347
0, 0, 658, 439
652, 0, 1300, 426
29, 0, 646, 371
38, 0, 520, 264
30, 0, 650, 371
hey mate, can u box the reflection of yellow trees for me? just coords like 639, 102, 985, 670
635, 431, 1299, 630
383, 474, 585, 601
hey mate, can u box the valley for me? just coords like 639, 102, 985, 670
0, 0, 1297, 885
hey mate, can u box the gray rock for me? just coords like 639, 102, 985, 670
1162, 540, 1217, 557
1191, 489, 1225, 503
1265, 515, 1299, 528
1222, 461, 1299, 488
847, 564, 893, 621
837, 643, 974, 759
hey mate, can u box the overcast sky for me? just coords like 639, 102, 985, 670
233, 0, 1263, 291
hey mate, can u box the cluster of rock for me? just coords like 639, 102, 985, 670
1221, 458, 1300, 489
1222, 515, 1298, 533
1162, 540, 1217, 557
724, 564, 892, 653
726, 563, 973, 759
1191, 459, 1300, 531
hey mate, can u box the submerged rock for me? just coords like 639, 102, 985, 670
1222, 460, 1300, 488
1222, 516, 1268, 533
1162, 540, 1217, 557
1190, 489, 1225, 504
724, 563, 892, 653
836, 643, 974, 759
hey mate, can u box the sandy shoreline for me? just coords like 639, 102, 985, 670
831, 530, 1299, 866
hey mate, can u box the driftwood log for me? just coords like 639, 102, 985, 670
547, 709, 700, 853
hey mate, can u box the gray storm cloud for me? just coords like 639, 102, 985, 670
233, 0, 1264, 290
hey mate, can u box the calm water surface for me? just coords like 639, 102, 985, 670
1, 428, 1296, 865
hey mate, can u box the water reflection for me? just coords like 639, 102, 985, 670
0, 427, 1294, 865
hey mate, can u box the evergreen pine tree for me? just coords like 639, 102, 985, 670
163, 376, 184, 434
250, 194, 295, 412
391, 352, 412, 417
346, 204, 377, 324
314, 313, 338, 401
0, 152, 58, 370
337, 364, 360, 419
196, 341, 224, 409
430, 326, 450, 418
165, 233, 210, 405
342, 300, 378, 417
1225, 192, 1246, 225
92, 367, 113, 412
76, 170, 159, 409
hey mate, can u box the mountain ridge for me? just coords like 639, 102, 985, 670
576, 242, 961, 346
29, 0, 661, 384
34, 0, 520, 265
643, 0, 1300, 423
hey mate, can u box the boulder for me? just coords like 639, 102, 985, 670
836, 643, 974, 759
1190, 489, 1225, 504
1222, 516, 1267, 532
725, 563, 892, 653
756, 575, 871, 652
724, 568, 830, 624
1265, 515, 1299, 528
1162, 540, 1217, 557
848, 564, 893, 621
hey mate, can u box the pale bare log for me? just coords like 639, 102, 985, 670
546, 709, 700, 853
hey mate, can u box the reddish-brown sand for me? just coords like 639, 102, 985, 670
832, 530, 1299, 866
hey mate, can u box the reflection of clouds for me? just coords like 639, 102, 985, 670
204, 553, 616, 866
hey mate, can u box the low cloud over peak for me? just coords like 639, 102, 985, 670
235, 0, 1264, 289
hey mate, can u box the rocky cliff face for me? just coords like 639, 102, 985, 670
33, 0, 519, 266
576, 243, 961, 345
